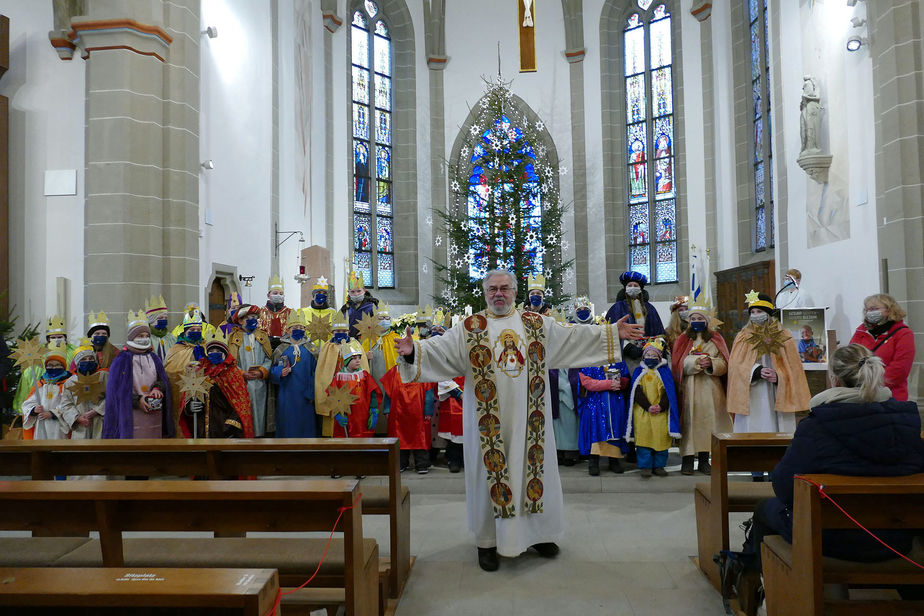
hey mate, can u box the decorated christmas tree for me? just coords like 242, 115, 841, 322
433, 77, 573, 312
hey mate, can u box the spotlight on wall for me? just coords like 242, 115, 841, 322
201, 160, 215, 170
846, 35, 867, 52
202, 26, 218, 39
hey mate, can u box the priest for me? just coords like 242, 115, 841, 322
394, 269, 643, 571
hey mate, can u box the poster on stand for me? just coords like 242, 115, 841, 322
780, 307, 829, 371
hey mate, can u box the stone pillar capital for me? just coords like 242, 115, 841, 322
68, 17, 173, 62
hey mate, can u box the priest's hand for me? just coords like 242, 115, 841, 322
394, 327, 414, 356
615, 315, 644, 341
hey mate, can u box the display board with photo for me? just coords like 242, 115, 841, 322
780, 307, 828, 370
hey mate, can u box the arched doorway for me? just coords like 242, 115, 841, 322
208, 278, 228, 328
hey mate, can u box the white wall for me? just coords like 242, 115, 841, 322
1, 1, 85, 338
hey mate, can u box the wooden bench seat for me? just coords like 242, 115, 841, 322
0, 567, 278, 615
763, 535, 924, 582
694, 480, 773, 509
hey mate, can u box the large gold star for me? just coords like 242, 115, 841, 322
10, 338, 46, 372
178, 366, 211, 402
744, 322, 787, 357
744, 289, 761, 305
354, 311, 383, 345
306, 313, 333, 344
67, 373, 106, 405
326, 383, 358, 416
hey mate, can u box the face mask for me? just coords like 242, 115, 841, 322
92, 335, 108, 347
679, 310, 690, 320
626, 287, 642, 298
576, 308, 591, 322
690, 321, 707, 332
127, 337, 152, 350
332, 332, 349, 344
314, 293, 327, 305
270, 294, 284, 305
379, 319, 392, 329
290, 329, 305, 341
44, 368, 66, 380
750, 312, 769, 325
349, 293, 364, 303
77, 361, 98, 375
865, 310, 883, 324
48, 336, 66, 345
245, 318, 258, 332
418, 327, 430, 339
154, 318, 168, 331
186, 330, 203, 342
529, 294, 543, 307
207, 352, 226, 365
643, 357, 660, 369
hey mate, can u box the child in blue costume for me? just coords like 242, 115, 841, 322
625, 338, 680, 478
270, 312, 318, 437
578, 360, 631, 475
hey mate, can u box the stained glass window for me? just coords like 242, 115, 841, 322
750, 0, 773, 251
351, 1, 394, 287
623, 2, 677, 283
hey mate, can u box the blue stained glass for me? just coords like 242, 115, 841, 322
375, 110, 391, 145
752, 79, 761, 119
375, 76, 391, 110
626, 13, 641, 29
652, 68, 672, 116
655, 157, 673, 197
376, 217, 393, 253
629, 245, 651, 283
755, 161, 764, 208
353, 141, 370, 206
756, 206, 767, 250
751, 23, 760, 80
354, 214, 372, 251
655, 199, 675, 241
364, 0, 378, 18
754, 118, 763, 162
353, 103, 369, 139
626, 74, 646, 123
377, 253, 394, 288
354, 252, 372, 289
352, 11, 367, 28
352, 26, 368, 68
374, 34, 391, 76
376, 180, 391, 215
629, 204, 649, 246
376, 147, 390, 180
749, 0, 758, 22
625, 26, 645, 76
656, 242, 677, 282
375, 21, 388, 36
637, 0, 653, 10
628, 163, 647, 203
627, 123, 647, 161
650, 16, 671, 69
352, 67, 369, 104
654, 117, 672, 158
653, 4, 669, 18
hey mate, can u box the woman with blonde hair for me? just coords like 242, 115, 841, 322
849, 293, 915, 401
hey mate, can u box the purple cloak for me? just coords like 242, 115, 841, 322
102, 349, 175, 439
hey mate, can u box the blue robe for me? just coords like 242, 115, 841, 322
604, 299, 665, 335
625, 362, 681, 442
269, 343, 318, 438
577, 362, 630, 456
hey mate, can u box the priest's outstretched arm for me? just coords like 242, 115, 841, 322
546, 314, 643, 370
396, 324, 468, 384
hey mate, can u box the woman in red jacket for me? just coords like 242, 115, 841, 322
849, 293, 915, 401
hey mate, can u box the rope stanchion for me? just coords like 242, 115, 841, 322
796, 476, 924, 570
269, 491, 363, 616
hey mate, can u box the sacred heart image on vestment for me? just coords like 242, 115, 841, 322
493, 329, 525, 378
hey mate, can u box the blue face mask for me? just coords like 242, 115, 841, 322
244, 318, 259, 332
186, 330, 203, 342
332, 332, 349, 344
529, 294, 543, 307
314, 293, 327, 305
77, 361, 98, 376
92, 335, 108, 347
291, 329, 305, 341
207, 352, 226, 365
576, 308, 591, 321
690, 321, 707, 332
44, 368, 66, 381
154, 318, 168, 331
644, 357, 660, 369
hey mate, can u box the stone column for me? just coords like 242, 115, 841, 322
868, 0, 924, 404
63, 0, 199, 340
425, 0, 448, 302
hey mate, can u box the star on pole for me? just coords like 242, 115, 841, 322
354, 311, 384, 346
326, 383, 358, 417
66, 374, 107, 405
306, 313, 333, 344
178, 366, 211, 402
10, 338, 46, 372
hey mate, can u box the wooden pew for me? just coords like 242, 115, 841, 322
0, 479, 378, 616
0, 567, 278, 615
761, 473, 924, 615
0, 437, 410, 600
694, 432, 791, 590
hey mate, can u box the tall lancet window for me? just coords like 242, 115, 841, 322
351, 0, 394, 288
624, 2, 677, 283
750, 0, 773, 251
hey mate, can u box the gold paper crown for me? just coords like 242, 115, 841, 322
415, 305, 434, 324
45, 340, 68, 364
46, 314, 67, 336
268, 274, 284, 292
73, 337, 96, 363
126, 309, 148, 331
376, 303, 391, 318
348, 270, 365, 291
341, 339, 364, 361
434, 307, 450, 328
688, 301, 714, 317
87, 310, 109, 330
527, 273, 546, 292
312, 276, 330, 291
642, 337, 667, 354
331, 311, 349, 330
285, 310, 307, 330
182, 310, 203, 328
184, 302, 200, 313
145, 295, 168, 315
204, 328, 230, 349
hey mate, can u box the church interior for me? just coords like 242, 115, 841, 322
0, 0, 922, 614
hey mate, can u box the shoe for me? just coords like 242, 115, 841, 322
752, 474, 765, 483
561, 456, 577, 467
697, 453, 712, 475
531, 542, 560, 558
588, 455, 600, 476
477, 547, 499, 572
652, 467, 668, 477
640, 468, 652, 479
399, 465, 408, 473
608, 458, 625, 474
681, 456, 695, 476
417, 467, 429, 475
448, 460, 462, 473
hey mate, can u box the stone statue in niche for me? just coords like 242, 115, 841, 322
797, 75, 832, 184
523, 0, 534, 27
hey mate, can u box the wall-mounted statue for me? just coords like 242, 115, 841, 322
797, 75, 832, 184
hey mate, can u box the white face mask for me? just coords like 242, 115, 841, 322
679, 309, 690, 320
127, 336, 152, 350
379, 319, 392, 329
269, 293, 285, 304
865, 310, 884, 324
750, 312, 769, 325
626, 287, 642, 298
349, 291, 365, 303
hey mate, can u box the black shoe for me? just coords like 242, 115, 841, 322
588, 455, 600, 476
399, 465, 408, 473
448, 460, 462, 473
531, 542, 559, 558
652, 467, 668, 477
608, 458, 625, 474
416, 467, 429, 474
752, 474, 765, 483
477, 547, 499, 572
697, 453, 711, 475
681, 456, 695, 476
640, 468, 652, 479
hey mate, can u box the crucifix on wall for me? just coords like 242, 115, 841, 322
518, 0, 536, 72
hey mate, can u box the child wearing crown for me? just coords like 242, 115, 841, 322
22, 342, 75, 439
315, 311, 368, 436
380, 362, 437, 474
270, 312, 318, 437
259, 275, 293, 350
145, 295, 176, 364
301, 277, 337, 344
327, 342, 381, 439
625, 338, 680, 479
13, 314, 76, 434
61, 338, 108, 439
84, 310, 120, 370
229, 304, 273, 436
341, 270, 379, 340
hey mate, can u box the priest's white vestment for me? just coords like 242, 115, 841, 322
398, 308, 620, 556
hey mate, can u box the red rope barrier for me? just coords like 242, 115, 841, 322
796, 476, 923, 570
268, 491, 363, 616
